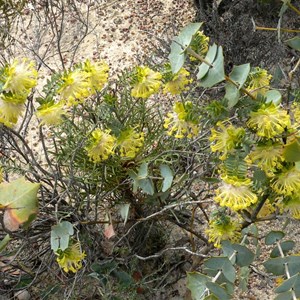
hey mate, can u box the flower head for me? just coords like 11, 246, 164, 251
117, 128, 144, 159
36, 101, 65, 126
245, 67, 272, 97
1, 58, 37, 96
58, 69, 90, 105
271, 166, 300, 196
0, 96, 24, 127
245, 143, 284, 176
206, 216, 241, 248
56, 242, 86, 273
131, 66, 162, 99
85, 128, 116, 163
209, 121, 245, 160
164, 101, 199, 138
283, 196, 300, 219
83, 59, 109, 92
215, 176, 258, 210
189, 31, 209, 61
247, 103, 290, 139
163, 67, 192, 95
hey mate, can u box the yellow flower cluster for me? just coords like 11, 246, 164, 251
189, 31, 210, 61
0, 58, 38, 126
163, 68, 192, 95
215, 176, 258, 211
245, 67, 272, 97
117, 128, 144, 159
2, 58, 37, 96
245, 143, 284, 177
36, 101, 65, 126
206, 216, 241, 248
56, 242, 86, 273
131, 66, 162, 99
58, 59, 109, 105
247, 103, 290, 139
209, 121, 245, 160
86, 127, 144, 163
85, 129, 116, 163
283, 196, 300, 219
271, 166, 300, 196
164, 101, 199, 139
37, 59, 109, 125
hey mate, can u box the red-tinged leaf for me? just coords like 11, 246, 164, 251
104, 224, 115, 239
3, 210, 19, 231
0, 177, 40, 231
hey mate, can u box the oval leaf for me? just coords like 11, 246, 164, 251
265, 231, 285, 245
265, 90, 282, 105
160, 164, 173, 192
271, 241, 295, 258
199, 46, 225, 88
206, 282, 230, 300
204, 257, 235, 283
286, 36, 300, 51
197, 44, 218, 79
51, 221, 74, 251
186, 272, 210, 300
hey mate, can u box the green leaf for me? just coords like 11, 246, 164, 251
169, 23, 203, 73
225, 83, 240, 109
285, 36, 300, 51
112, 270, 134, 288
239, 266, 250, 292
51, 221, 74, 251
206, 282, 230, 300
286, 256, 300, 276
234, 244, 255, 267
0, 177, 40, 231
271, 241, 295, 258
204, 257, 235, 283
263, 257, 286, 276
177, 22, 203, 48
199, 46, 225, 88
186, 272, 210, 300
129, 163, 154, 195
0, 234, 11, 252
222, 241, 255, 267
242, 223, 258, 238
275, 273, 300, 296
275, 291, 293, 300
204, 268, 231, 285
265, 231, 285, 245
168, 41, 186, 74
228, 63, 250, 89
160, 164, 173, 192
197, 44, 218, 79
138, 162, 148, 178
221, 241, 236, 264
128, 170, 138, 192
265, 90, 282, 105
138, 178, 154, 195
283, 138, 300, 162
